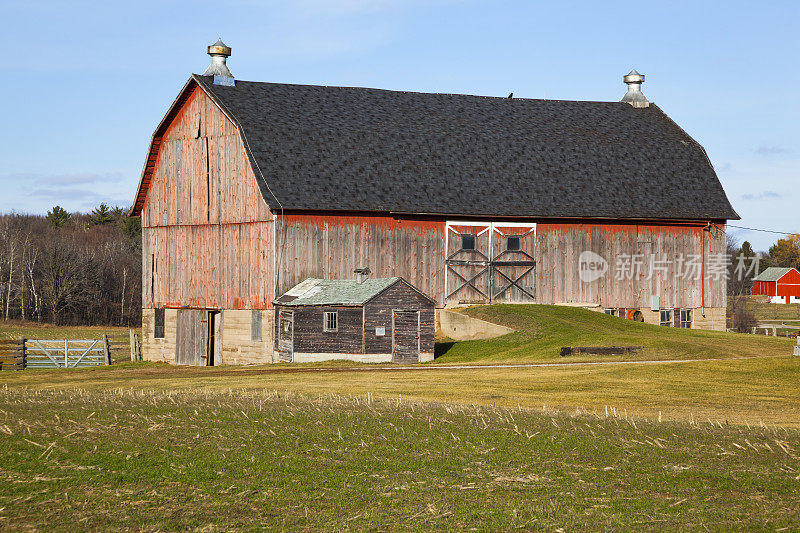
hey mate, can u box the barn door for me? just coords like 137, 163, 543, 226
490, 223, 537, 302
175, 309, 208, 366
392, 310, 420, 363
277, 310, 294, 362
445, 222, 492, 304
446, 222, 536, 304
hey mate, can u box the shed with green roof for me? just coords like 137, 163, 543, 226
274, 276, 435, 363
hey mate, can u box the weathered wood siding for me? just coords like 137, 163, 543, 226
275, 215, 726, 310
275, 214, 445, 303
536, 222, 727, 309
364, 282, 435, 355
287, 307, 364, 354
141, 86, 275, 309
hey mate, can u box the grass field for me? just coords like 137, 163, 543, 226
1, 308, 798, 529
435, 304, 793, 364
0, 388, 798, 530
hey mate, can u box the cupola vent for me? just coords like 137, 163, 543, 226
620, 69, 649, 108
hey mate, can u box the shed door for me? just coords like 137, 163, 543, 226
490, 223, 536, 302
392, 310, 420, 364
175, 309, 208, 366
277, 310, 294, 362
445, 222, 492, 304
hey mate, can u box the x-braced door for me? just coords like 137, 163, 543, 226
445, 222, 492, 303
489, 223, 537, 303
445, 222, 536, 304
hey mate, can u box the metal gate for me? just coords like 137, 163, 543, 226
277, 310, 294, 362
445, 222, 536, 304
25, 339, 110, 369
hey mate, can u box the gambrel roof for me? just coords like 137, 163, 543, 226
133, 74, 739, 221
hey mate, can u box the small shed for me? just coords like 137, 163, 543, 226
273, 276, 436, 363
752, 267, 800, 304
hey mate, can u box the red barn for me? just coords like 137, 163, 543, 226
130, 42, 739, 365
751, 267, 800, 304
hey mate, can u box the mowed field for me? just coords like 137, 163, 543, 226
1, 307, 799, 529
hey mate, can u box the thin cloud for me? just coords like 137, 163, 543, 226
741, 191, 782, 200
2, 172, 122, 186
755, 146, 790, 155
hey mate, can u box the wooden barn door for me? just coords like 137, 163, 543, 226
490, 223, 537, 303
175, 309, 208, 366
392, 310, 420, 363
445, 222, 492, 304
277, 310, 294, 362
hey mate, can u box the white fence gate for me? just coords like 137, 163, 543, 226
25, 338, 111, 369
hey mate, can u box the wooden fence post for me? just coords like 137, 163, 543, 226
102, 335, 111, 365
20, 337, 26, 370
129, 328, 136, 362
136, 334, 142, 361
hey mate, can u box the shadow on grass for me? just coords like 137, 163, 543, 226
434, 341, 457, 359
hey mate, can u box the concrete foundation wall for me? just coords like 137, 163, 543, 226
436, 309, 515, 340
219, 309, 275, 365
142, 308, 178, 363
592, 306, 725, 331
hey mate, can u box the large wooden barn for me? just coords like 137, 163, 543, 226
131, 42, 738, 365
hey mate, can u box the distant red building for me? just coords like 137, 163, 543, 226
751, 267, 800, 304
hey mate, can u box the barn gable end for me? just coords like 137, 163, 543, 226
138, 81, 275, 311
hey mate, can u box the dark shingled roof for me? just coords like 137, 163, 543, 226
194, 75, 738, 220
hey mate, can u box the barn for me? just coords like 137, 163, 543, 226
273, 274, 436, 363
131, 42, 739, 365
751, 267, 800, 304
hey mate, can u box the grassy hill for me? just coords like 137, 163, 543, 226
435, 305, 793, 364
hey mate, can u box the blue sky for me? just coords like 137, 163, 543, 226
2, 0, 797, 250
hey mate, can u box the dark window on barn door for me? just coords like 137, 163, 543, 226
251, 311, 262, 342
323, 311, 338, 332
154, 308, 165, 339
506, 236, 520, 251
461, 234, 476, 250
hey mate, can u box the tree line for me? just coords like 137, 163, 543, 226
0, 205, 141, 326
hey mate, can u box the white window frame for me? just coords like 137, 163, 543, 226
604, 308, 617, 316
679, 308, 693, 329
323, 311, 338, 332
659, 309, 673, 327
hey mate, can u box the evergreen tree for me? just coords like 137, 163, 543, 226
88, 203, 116, 225
45, 206, 71, 228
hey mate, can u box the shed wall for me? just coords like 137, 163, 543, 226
289, 307, 364, 354
364, 282, 435, 355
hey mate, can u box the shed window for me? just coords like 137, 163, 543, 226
461, 234, 475, 250
659, 309, 673, 327
506, 236, 520, 251
604, 308, 617, 316
323, 311, 338, 332
680, 309, 693, 329
154, 308, 165, 339
251, 311, 262, 341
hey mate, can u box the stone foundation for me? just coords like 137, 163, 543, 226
141, 308, 275, 365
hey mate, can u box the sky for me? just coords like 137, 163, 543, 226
2, 0, 797, 250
